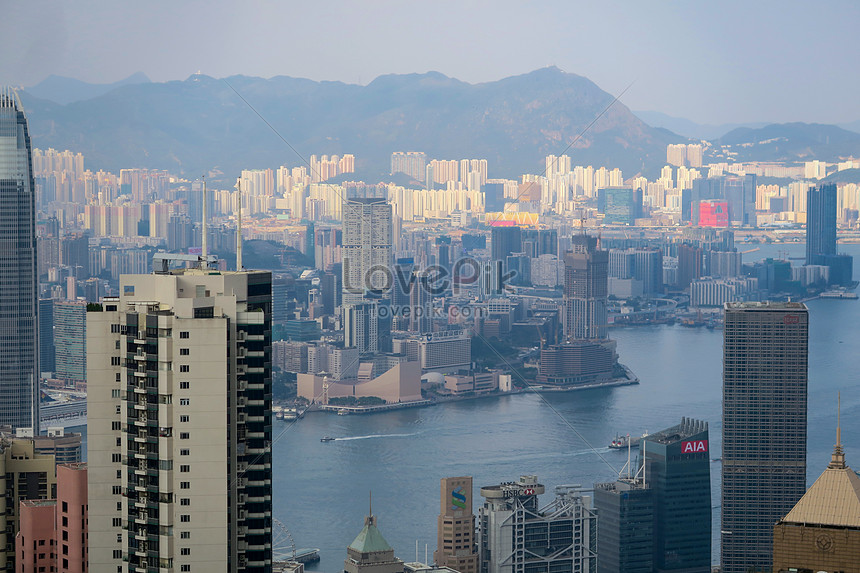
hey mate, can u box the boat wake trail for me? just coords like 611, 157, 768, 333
335, 432, 420, 441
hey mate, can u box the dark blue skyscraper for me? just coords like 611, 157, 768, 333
643, 417, 711, 573
0, 89, 39, 432
806, 183, 837, 265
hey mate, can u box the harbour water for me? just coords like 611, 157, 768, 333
273, 242, 860, 571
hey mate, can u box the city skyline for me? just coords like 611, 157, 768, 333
4, 1, 860, 126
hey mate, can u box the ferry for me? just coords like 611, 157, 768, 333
320, 436, 335, 442
821, 290, 859, 299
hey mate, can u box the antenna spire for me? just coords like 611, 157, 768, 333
830, 391, 846, 469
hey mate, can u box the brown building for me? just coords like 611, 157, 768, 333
434, 477, 478, 573
537, 340, 617, 387
14, 463, 88, 573
773, 426, 860, 572
17, 500, 57, 573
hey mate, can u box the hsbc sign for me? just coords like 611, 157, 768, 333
681, 440, 708, 454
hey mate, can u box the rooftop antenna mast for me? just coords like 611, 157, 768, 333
236, 180, 243, 271
201, 175, 208, 270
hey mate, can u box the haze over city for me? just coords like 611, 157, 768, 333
4, 0, 860, 125
3, 2, 860, 573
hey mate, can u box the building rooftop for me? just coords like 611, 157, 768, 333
348, 515, 393, 554
21, 499, 57, 508
724, 301, 807, 311
781, 436, 860, 528
645, 417, 708, 445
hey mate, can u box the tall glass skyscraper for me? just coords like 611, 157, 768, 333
0, 88, 39, 432
806, 183, 837, 265
721, 302, 808, 573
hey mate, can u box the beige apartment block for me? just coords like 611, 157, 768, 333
87, 268, 272, 573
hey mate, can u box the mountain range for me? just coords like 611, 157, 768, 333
19, 68, 680, 181
710, 123, 860, 163
18, 69, 860, 183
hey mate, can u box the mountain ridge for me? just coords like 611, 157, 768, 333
18, 67, 680, 181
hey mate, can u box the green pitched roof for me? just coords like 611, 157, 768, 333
349, 518, 393, 553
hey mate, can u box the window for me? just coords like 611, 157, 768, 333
180, 415, 189, 423
112, 486, 121, 495
180, 465, 190, 473
115, 405, 121, 414
116, 502, 121, 511
180, 365, 190, 372
179, 398, 190, 406
115, 437, 121, 447
111, 454, 121, 463
180, 449, 190, 456
180, 348, 190, 356
111, 389, 121, 398
115, 339, 121, 349
180, 515, 190, 523
180, 482, 190, 489
113, 550, 122, 559
62, 501, 68, 512
116, 534, 122, 543
111, 356, 121, 366
180, 531, 190, 539
115, 372, 121, 381
180, 498, 190, 506
180, 382, 190, 389
180, 432, 190, 440
112, 518, 121, 527
181, 565, 191, 572
180, 331, 189, 339
181, 548, 190, 556
116, 470, 122, 479
111, 421, 121, 431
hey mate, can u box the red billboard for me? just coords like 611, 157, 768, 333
681, 440, 708, 453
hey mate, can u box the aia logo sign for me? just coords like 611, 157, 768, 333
783, 315, 800, 324
682, 440, 708, 453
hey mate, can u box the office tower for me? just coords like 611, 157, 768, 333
434, 477, 478, 573
391, 258, 414, 331
723, 174, 757, 227
597, 186, 641, 225
642, 417, 711, 573
490, 226, 522, 265
304, 221, 315, 267
87, 266, 273, 573
34, 428, 83, 465
0, 89, 39, 432
633, 248, 664, 295
594, 479, 652, 573
677, 244, 703, 289
722, 302, 808, 573
39, 299, 55, 375
344, 301, 379, 354
409, 270, 432, 334
344, 510, 403, 573
806, 183, 837, 265
478, 476, 596, 573
0, 434, 58, 569
342, 198, 393, 300
563, 235, 608, 340
53, 300, 87, 386
773, 423, 860, 571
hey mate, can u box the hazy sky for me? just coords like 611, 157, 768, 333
3, 0, 858, 125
